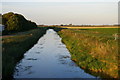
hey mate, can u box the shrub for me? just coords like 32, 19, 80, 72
2, 12, 37, 33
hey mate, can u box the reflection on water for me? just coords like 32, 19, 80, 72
14, 29, 97, 78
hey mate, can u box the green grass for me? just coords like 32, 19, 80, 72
58, 28, 119, 78
2, 27, 47, 79
72, 28, 118, 38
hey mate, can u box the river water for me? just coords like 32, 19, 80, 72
14, 29, 97, 78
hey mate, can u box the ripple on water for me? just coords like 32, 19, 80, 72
57, 46, 66, 48
26, 58, 37, 60
24, 66, 32, 71
59, 55, 70, 59
35, 52, 41, 54
39, 43, 43, 45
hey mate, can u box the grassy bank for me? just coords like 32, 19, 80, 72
2, 27, 47, 79
58, 28, 119, 79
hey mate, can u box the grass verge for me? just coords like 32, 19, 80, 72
58, 28, 119, 79
2, 27, 47, 79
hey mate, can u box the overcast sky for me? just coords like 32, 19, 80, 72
1, 0, 120, 2
1, 0, 119, 25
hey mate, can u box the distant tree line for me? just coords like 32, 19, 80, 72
2, 12, 37, 34
60, 24, 119, 27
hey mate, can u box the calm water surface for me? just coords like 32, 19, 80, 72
14, 29, 98, 78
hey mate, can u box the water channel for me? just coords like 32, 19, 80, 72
14, 29, 98, 78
